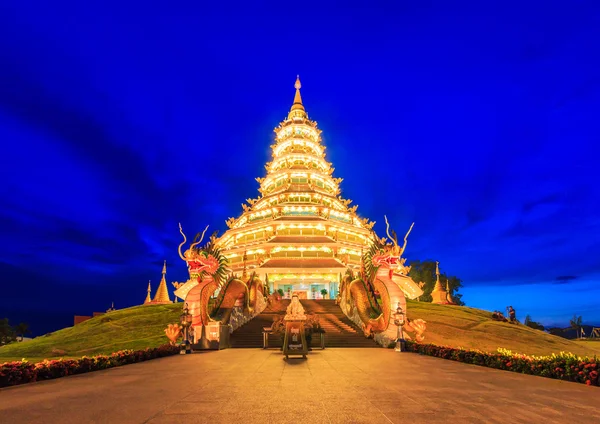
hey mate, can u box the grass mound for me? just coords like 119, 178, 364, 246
0, 304, 181, 363
1, 300, 598, 364
406, 300, 600, 358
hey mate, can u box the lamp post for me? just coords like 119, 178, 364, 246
180, 303, 193, 354
393, 302, 405, 352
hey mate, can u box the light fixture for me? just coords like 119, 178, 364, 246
393, 302, 406, 352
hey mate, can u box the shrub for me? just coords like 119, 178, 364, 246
405, 341, 599, 387
0, 344, 179, 388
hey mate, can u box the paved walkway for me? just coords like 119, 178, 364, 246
0, 349, 598, 423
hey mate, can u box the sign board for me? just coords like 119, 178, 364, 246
283, 320, 308, 359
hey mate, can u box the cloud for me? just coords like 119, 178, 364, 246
554, 275, 578, 284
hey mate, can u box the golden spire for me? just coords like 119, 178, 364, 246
287, 75, 307, 120
431, 261, 449, 304
432, 261, 445, 292
152, 260, 172, 304
445, 278, 456, 304
144, 280, 152, 304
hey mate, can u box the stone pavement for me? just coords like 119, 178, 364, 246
0, 348, 598, 424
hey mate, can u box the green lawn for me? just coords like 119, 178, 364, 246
0, 303, 181, 363
2, 300, 599, 364
573, 339, 600, 350
406, 300, 600, 358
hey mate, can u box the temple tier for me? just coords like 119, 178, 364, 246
215, 76, 376, 299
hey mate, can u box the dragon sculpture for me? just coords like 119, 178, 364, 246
339, 216, 427, 344
173, 224, 267, 336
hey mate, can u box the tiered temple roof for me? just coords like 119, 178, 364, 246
215, 77, 377, 284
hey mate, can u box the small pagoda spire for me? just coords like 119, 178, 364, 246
445, 278, 456, 304
288, 75, 307, 120
144, 280, 152, 304
430, 261, 449, 304
152, 260, 172, 304
435, 262, 443, 289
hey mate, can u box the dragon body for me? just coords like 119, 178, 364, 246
339, 217, 428, 344
173, 224, 266, 332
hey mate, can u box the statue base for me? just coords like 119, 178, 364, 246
282, 320, 308, 359
192, 322, 230, 350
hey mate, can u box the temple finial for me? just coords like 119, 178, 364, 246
162, 260, 167, 275
288, 75, 306, 119
144, 280, 152, 304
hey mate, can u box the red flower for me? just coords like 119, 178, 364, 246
586, 380, 591, 386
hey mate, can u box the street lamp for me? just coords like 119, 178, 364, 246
180, 303, 193, 354
393, 302, 405, 352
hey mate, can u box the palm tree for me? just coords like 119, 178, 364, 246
570, 315, 583, 338
14, 322, 30, 342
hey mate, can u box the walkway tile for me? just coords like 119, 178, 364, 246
1, 348, 599, 424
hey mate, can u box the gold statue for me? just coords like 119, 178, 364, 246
285, 295, 307, 321
164, 323, 182, 345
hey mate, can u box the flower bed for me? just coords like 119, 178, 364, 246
0, 344, 179, 388
405, 341, 599, 386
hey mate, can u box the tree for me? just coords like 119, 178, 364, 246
408, 260, 465, 305
0, 318, 16, 346
570, 315, 583, 330
14, 322, 30, 342
570, 315, 583, 337
524, 315, 545, 331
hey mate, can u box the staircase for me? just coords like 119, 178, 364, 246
230, 299, 380, 348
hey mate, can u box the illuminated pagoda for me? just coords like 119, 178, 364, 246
430, 261, 455, 305
144, 260, 172, 305
214, 76, 376, 299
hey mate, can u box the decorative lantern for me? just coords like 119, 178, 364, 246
180, 303, 192, 354
392, 302, 405, 352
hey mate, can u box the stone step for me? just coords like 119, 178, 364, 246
230, 299, 379, 348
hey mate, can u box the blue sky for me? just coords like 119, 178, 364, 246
0, 1, 599, 335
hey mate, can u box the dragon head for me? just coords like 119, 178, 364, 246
178, 224, 229, 282
371, 216, 415, 271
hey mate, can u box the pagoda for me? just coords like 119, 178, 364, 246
144, 260, 172, 305
430, 261, 455, 305
215, 77, 376, 300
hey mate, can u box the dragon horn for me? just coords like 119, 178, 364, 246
178, 223, 187, 260
401, 222, 415, 254
384, 215, 398, 247
190, 225, 210, 250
